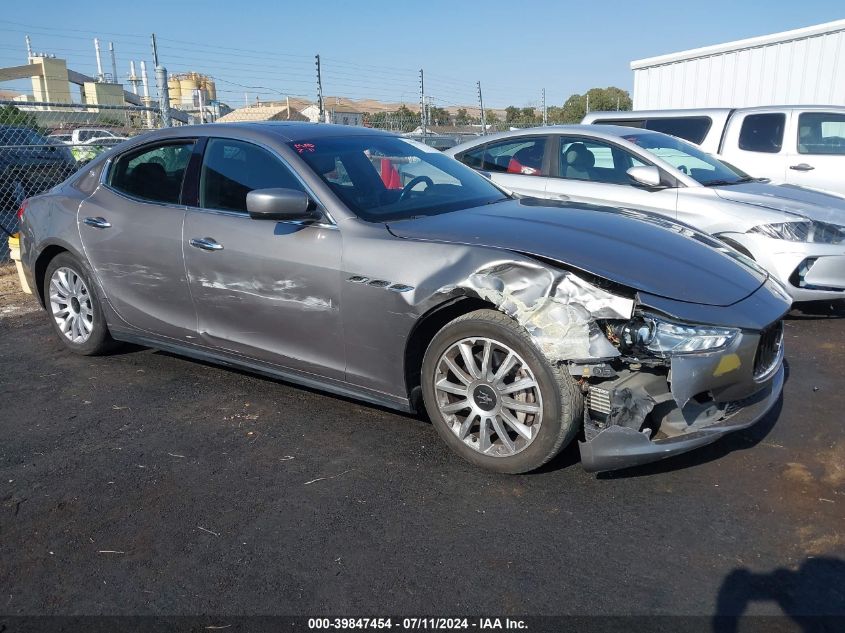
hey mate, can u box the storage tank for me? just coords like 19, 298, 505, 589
179, 73, 201, 106
167, 77, 182, 108
201, 77, 217, 102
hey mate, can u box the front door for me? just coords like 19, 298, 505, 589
544, 136, 679, 216
182, 137, 344, 378
78, 140, 196, 339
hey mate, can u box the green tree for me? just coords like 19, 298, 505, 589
504, 106, 521, 124
455, 108, 469, 125
0, 105, 42, 131
394, 104, 419, 132
427, 105, 450, 126
556, 87, 632, 124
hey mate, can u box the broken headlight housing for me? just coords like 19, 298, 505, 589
749, 221, 845, 244
617, 315, 738, 357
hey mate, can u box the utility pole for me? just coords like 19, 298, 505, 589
585, 93, 590, 114
419, 69, 426, 138
151, 33, 159, 67
477, 81, 486, 135
25, 35, 33, 61
315, 54, 324, 123
541, 88, 547, 126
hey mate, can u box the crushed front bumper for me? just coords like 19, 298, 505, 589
579, 363, 783, 472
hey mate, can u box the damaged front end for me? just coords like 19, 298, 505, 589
449, 260, 786, 473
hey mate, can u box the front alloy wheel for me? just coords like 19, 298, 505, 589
422, 309, 582, 473
434, 337, 543, 457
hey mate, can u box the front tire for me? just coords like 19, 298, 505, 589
44, 252, 115, 355
421, 309, 582, 474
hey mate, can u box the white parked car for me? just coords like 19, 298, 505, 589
48, 127, 122, 146
446, 125, 845, 303
582, 106, 845, 196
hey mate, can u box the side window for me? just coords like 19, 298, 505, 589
798, 112, 845, 155
738, 113, 785, 153
200, 138, 304, 213
475, 137, 546, 176
109, 141, 195, 204
558, 137, 646, 184
645, 117, 712, 144
457, 144, 487, 169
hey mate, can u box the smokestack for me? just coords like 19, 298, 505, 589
94, 38, 104, 81
140, 61, 153, 128
129, 61, 139, 94
109, 41, 118, 84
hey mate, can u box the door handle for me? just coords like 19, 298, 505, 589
552, 194, 570, 201
189, 237, 224, 251
83, 217, 111, 229
789, 163, 815, 171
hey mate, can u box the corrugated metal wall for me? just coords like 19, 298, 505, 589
632, 21, 845, 109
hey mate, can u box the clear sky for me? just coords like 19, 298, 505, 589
1, 0, 843, 109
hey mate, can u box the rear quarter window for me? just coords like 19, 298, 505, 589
644, 117, 712, 145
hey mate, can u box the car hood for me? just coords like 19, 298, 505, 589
387, 198, 768, 307
712, 182, 845, 224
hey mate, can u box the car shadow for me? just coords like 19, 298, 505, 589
788, 300, 845, 320
712, 557, 845, 632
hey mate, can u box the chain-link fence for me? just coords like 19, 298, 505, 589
363, 115, 533, 151
0, 100, 165, 260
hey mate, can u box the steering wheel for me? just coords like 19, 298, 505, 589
399, 175, 434, 201
677, 164, 689, 175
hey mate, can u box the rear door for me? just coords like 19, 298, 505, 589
785, 110, 845, 194
545, 135, 679, 215
454, 135, 551, 196
182, 137, 344, 378
78, 139, 196, 339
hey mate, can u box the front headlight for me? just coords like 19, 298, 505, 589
749, 221, 845, 244
619, 316, 738, 356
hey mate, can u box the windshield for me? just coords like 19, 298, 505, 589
620, 131, 749, 186
290, 135, 508, 221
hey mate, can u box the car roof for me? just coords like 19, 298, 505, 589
137, 121, 398, 143
445, 124, 665, 154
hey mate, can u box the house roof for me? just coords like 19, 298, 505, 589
215, 104, 308, 123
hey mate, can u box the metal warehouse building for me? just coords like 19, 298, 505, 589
630, 19, 845, 109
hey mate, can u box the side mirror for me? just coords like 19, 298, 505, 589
627, 165, 663, 188
246, 188, 316, 221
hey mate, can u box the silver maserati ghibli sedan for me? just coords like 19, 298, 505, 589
17, 123, 790, 473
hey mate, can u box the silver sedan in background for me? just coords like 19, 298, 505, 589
447, 125, 845, 304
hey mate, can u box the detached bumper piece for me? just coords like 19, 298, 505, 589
578, 365, 784, 473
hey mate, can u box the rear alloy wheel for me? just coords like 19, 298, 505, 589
422, 309, 582, 473
44, 253, 115, 355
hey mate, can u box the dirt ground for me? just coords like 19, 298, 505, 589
1, 266, 843, 625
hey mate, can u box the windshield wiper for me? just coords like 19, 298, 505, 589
703, 176, 768, 187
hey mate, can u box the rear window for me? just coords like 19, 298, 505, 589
594, 117, 712, 145
738, 113, 785, 154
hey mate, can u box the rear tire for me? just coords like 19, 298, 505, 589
44, 252, 116, 355
421, 309, 582, 473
